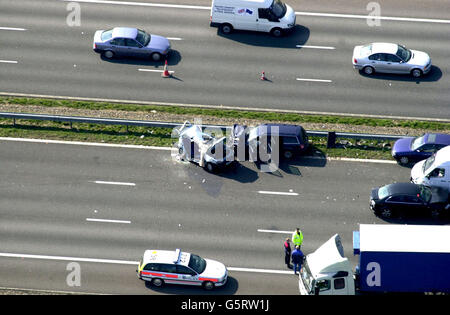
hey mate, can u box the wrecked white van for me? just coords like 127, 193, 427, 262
210, 0, 296, 37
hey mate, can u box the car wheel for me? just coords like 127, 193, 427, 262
376, 207, 393, 218
102, 50, 115, 59
411, 69, 423, 78
363, 66, 375, 75
283, 150, 293, 159
431, 208, 441, 219
270, 28, 283, 37
205, 162, 215, 173
220, 24, 233, 34
151, 278, 164, 287
203, 281, 215, 291
399, 156, 409, 165
151, 52, 162, 62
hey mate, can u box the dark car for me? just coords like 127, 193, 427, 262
392, 133, 450, 165
232, 123, 309, 161
370, 182, 450, 219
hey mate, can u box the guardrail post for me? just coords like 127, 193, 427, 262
327, 131, 336, 148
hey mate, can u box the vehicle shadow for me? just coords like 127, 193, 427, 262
99, 49, 182, 67
359, 65, 442, 83
144, 276, 239, 295
216, 24, 310, 49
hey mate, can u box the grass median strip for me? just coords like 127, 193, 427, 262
0, 96, 448, 161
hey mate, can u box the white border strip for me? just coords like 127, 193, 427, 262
59, 0, 210, 10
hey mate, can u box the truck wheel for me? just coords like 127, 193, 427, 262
220, 24, 233, 34
151, 278, 164, 287
270, 28, 283, 37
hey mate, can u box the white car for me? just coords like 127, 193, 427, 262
137, 249, 228, 290
175, 121, 235, 173
352, 43, 431, 78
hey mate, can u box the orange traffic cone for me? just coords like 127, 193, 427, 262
260, 71, 267, 81
161, 60, 171, 78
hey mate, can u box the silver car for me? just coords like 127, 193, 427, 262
352, 43, 431, 78
93, 27, 170, 61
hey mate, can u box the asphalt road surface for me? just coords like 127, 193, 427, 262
0, 0, 449, 119
1, 138, 436, 295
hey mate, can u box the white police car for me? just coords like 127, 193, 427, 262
137, 249, 228, 290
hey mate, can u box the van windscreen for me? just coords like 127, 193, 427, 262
270, 0, 287, 19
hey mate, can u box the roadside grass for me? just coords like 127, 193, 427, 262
2, 96, 450, 131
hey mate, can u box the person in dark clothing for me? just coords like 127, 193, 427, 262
283, 238, 292, 269
291, 246, 304, 275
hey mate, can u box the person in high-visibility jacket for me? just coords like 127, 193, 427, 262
292, 228, 303, 248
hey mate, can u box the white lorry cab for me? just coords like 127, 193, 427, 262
210, 0, 296, 37
411, 145, 450, 190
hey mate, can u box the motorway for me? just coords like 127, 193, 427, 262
0, 0, 449, 119
0, 138, 424, 295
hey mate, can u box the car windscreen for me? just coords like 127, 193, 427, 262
188, 254, 207, 274
136, 29, 151, 46
378, 186, 390, 200
101, 30, 113, 41
270, 0, 287, 19
418, 185, 432, 203
396, 45, 412, 62
410, 135, 426, 150
423, 154, 436, 173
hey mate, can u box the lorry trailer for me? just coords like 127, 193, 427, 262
299, 224, 450, 295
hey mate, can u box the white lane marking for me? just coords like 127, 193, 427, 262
295, 11, 450, 24
296, 78, 332, 83
92, 180, 136, 186
0, 137, 398, 164
0, 60, 18, 64
0, 252, 292, 275
296, 45, 335, 50
59, 0, 210, 10
258, 229, 293, 234
0, 137, 173, 151
227, 267, 291, 275
59, 0, 450, 24
0, 252, 139, 265
166, 37, 182, 41
0, 27, 26, 31
86, 218, 131, 224
257, 191, 299, 196
1, 92, 447, 123
138, 68, 174, 74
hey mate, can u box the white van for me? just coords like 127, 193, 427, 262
210, 0, 296, 37
411, 145, 450, 190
